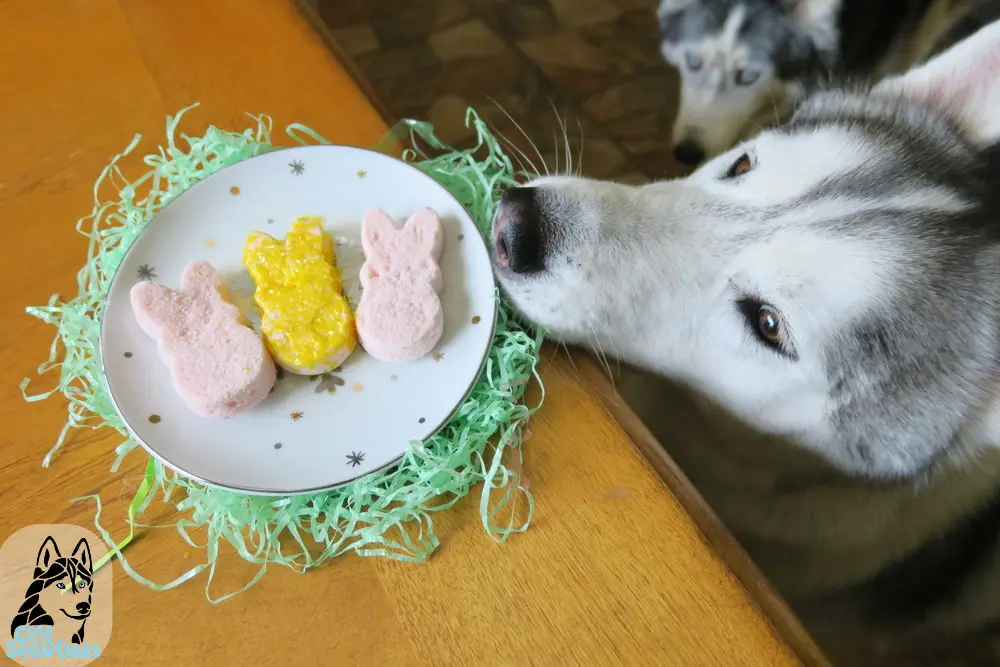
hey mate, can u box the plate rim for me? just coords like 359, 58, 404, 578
99, 143, 499, 496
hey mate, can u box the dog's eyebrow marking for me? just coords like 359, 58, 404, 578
721, 4, 746, 48
698, 4, 747, 80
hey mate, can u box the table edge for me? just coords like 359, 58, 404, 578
571, 351, 831, 667
292, 1, 397, 129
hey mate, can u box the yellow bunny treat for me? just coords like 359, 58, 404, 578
243, 216, 357, 374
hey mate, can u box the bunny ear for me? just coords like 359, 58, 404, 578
244, 231, 282, 284
180, 261, 224, 300
361, 209, 397, 255
130, 280, 182, 328
284, 216, 326, 258
403, 208, 443, 260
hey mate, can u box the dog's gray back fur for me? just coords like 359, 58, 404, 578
491, 20, 1000, 664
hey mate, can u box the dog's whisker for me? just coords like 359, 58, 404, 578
492, 125, 541, 180
550, 103, 573, 177
769, 93, 782, 128
497, 134, 531, 178
588, 326, 616, 390
565, 343, 582, 376
491, 127, 528, 174
484, 103, 540, 178
560, 121, 571, 176
489, 97, 549, 176
545, 97, 564, 175
575, 117, 585, 177
551, 127, 560, 175
556, 340, 582, 378
603, 326, 623, 377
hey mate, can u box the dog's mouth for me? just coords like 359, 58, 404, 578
60, 609, 90, 620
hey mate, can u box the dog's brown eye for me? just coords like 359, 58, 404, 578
726, 153, 753, 178
757, 306, 782, 344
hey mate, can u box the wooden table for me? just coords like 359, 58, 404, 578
0, 1, 826, 665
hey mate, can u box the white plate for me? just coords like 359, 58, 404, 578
100, 145, 497, 495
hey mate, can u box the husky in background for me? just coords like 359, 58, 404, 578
492, 20, 1000, 665
656, 0, 996, 166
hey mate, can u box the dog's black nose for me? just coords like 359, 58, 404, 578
75, 602, 90, 615
673, 139, 705, 166
493, 187, 545, 274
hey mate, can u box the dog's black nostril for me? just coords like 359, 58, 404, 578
495, 233, 509, 267
673, 140, 705, 166
496, 187, 545, 274
75, 602, 90, 614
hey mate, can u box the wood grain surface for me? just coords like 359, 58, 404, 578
0, 1, 818, 664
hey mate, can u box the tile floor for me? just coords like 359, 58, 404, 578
308, 0, 685, 183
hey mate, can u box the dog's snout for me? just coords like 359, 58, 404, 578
75, 602, 90, 615
493, 187, 545, 274
673, 139, 706, 166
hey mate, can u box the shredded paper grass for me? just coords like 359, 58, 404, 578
21, 104, 543, 601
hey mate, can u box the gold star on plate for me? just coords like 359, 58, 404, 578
204, 239, 217, 248
432, 352, 444, 362
230, 186, 240, 195
356, 169, 367, 179
290, 411, 304, 421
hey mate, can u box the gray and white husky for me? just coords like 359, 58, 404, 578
657, 0, 988, 166
492, 21, 1000, 665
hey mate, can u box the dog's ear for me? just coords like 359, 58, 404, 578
872, 19, 1000, 145
778, 0, 840, 55
70, 539, 92, 572
35, 536, 60, 569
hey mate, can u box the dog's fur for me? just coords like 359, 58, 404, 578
657, 0, 989, 165
491, 20, 1000, 664
10, 537, 93, 645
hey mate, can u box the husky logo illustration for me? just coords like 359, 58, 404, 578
9, 536, 93, 645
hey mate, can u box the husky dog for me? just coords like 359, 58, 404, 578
492, 21, 1000, 664
10, 537, 93, 645
657, 0, 986, 166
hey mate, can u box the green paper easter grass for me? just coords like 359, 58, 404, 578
21, 104, 543, 601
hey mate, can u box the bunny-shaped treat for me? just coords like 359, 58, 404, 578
243, 215, 357, 374
355, 208, 444, 362
130, 260, 277, 419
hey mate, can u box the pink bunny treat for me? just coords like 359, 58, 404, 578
129, 260, 277, 418
355, 208, 444, 362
